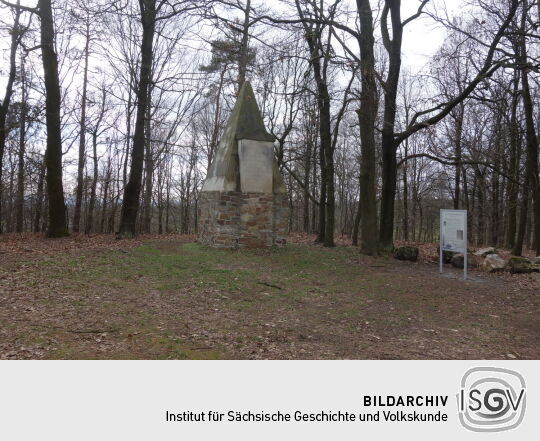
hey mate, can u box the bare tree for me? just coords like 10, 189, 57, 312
0, 0, 23, 233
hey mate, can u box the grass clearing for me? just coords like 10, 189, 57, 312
1, 237, 538, 359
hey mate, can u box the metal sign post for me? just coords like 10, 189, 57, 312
440, 209, 468, 280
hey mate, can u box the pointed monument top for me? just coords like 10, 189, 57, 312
229, 81, 275, 142
201, 80, 284, 193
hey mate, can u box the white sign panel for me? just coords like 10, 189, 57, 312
440, 210, 467, 253
440, 209, 467, 280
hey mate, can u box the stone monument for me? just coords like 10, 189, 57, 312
198, 81, 288, 248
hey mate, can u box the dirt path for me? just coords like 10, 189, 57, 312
1, 235, 538, 359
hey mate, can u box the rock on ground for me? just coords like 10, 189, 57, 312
451, 253, 477, 269
393, 246, 419, 262
474, 247, 496, 257
530, 273, 540, 282
508, 256, 540, 274
482, 254, 506, 272
437, 246, 456, 264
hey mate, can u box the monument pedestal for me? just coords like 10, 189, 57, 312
199, 191, 287, 249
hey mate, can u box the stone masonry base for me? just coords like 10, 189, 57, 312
198, 191, 288, 248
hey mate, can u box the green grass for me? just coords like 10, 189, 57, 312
21, 242, 383, 358
8, 240, 535, 359
28, 243, 414, 319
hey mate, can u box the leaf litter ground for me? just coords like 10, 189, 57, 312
1, 233, 538, 359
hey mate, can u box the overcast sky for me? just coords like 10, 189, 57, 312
400, 0, 464, 70
0, 0, 468, 88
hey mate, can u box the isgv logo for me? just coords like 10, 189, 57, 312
457, 367, 526, 432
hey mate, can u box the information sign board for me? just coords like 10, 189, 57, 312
440, 209, 468, 280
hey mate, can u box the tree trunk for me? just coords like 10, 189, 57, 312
141, 103, 153, 234
237, 0, 251, 89
526, 119, 540, 252
208, 68, 225, 166
476, 169, 485, 246
72, 16, 90, 233
157, 163, 164, 234
317, 144, 326, 243
34, 160, 46, 232
505, 70, 520, 249
378, 0, 403, 251
490, 115, 502, 246
453, 105, 464, 209
351, 191, 361, 246
402, 139, 409, 241
15, 54, 27, 233
303, 134, 312, 233
165, 173, 170, 233
0, 4, 21, 234
513, 1, 539, 255
356, 0, 378, 255
100, 158, 111, 233
40, 0, 68, 237
323, 130, 335, 247
85, 132, 99, 233
294, 0, 333, 246
118, 0, 156, 238
514, 180, 529, 256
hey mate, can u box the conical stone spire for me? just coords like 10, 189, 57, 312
228, 81, 275, 142
202, 81, 285, 194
